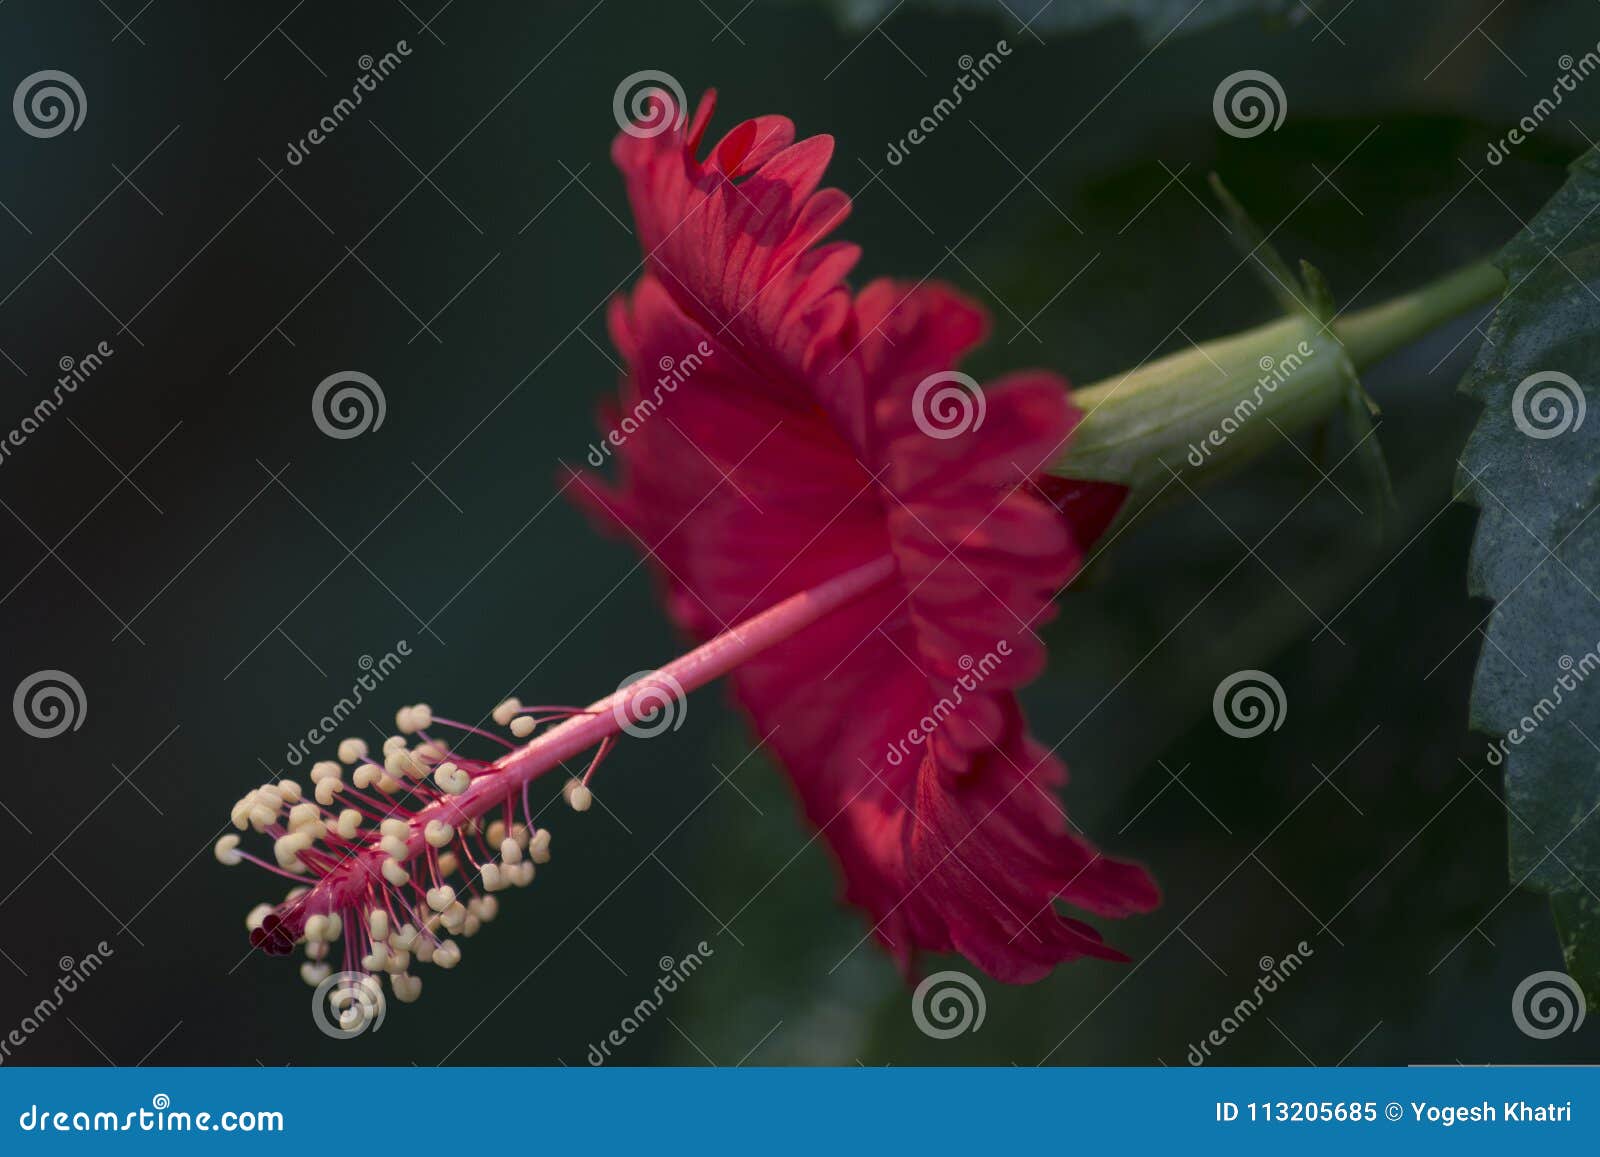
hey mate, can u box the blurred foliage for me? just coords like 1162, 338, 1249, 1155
780, 0, 1299, 44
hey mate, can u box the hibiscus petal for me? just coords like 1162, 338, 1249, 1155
906, 728, 1161, 983
578, 93, 1156, 984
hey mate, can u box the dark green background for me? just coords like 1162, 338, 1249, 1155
0, 0, 1596, 1064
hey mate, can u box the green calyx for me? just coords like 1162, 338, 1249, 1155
1049, 178, 1505, 510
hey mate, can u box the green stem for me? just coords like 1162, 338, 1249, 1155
1052, 259, 1506, 493
1335, 260, 1505, 370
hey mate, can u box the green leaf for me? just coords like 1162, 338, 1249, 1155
807, 0, 1298, 43
1457, 146, 1600, 1001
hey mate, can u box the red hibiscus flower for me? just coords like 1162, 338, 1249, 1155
217, 90, 1156, 1011
573, 89, 1158, 982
